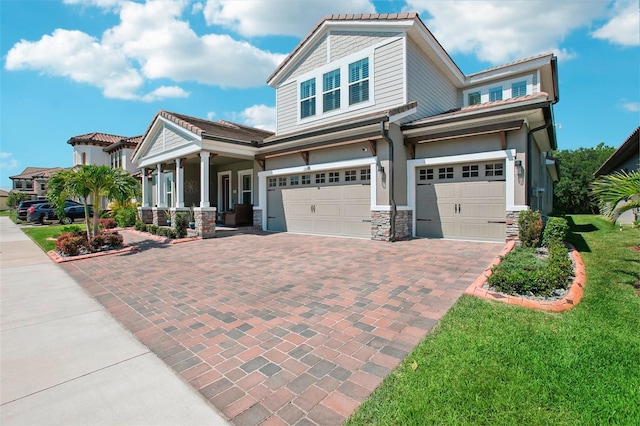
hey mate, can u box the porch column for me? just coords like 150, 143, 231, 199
199, 152, 210, 208
175, 158, 184, 208
156, 163, 166, 207
141, 168, 150, 207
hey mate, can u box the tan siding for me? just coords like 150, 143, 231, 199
373, 38, 405, 108
329, 31, 401, 62
285, 35, 328, 80
406, 39, 458, 119
276, 81, 297, 134
145, 125, 192, 157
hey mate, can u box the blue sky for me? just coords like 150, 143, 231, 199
1, 0, 638, 191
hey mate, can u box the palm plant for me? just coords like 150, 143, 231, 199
590, 170, 640, 224
48, 165, 140, 239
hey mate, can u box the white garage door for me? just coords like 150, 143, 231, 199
267, 167, 372, 238
416, 161, 506, 242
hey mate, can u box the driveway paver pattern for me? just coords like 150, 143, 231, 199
61, 231, 503, 425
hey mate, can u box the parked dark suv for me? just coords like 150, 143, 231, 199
62, 205, 93, 224
17, 199, 48, 221
26, 200, 83, 224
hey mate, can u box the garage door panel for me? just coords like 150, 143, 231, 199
282, 188, 313, 201
343, 203, 371, 218
458, 221, 505, 241
343, 185, 370, 200
314, 204, 340, 216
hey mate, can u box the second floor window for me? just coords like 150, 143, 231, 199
300, 78, 316, 119
349, 58, 369, 105
489, 87, 502, 102
512, 81, 527, 97
468, 91, 481, 105
110, 151, 122, 169
323, 69, 340, 112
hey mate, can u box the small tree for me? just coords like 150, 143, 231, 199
7, 192, 28, 210
591, 170, 640, 224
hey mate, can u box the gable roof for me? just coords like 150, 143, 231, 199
267, 13, 463, 86
594, 126, 640, 176
9, 166, 63, 180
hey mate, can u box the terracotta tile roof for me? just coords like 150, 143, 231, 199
68, 132, 125, 146
407, 92, 550, 125
9, 166, 63, 180
594, 126, 640, 176
466, 52, 555, 79
267, 13, 421, 84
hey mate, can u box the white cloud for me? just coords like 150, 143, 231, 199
202, 0, 376, 37
406, 0, 609, 64
62, 0, 125, 10
191, 2, 204, 14
620, 100, 640, 112
0, 152, 20, 171
592, 0, 640, 46
207, 111, 216, 120
5, 0, 286, 100
236, 104, 276, 131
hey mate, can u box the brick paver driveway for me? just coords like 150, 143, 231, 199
62, 231, 503, 425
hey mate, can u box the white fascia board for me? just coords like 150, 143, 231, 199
389, 106, 418, 123
465, 57, 551, 86
133, 115, 202, 164
202, 139, 259, 158
138, 145, 202, 169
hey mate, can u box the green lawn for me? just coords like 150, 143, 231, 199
347, 215, 640, 425
22, 224, 86, 252
0, 210, 18, 223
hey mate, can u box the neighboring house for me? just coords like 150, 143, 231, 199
594, 126, 640, 224
68, 132, 143, 208
133, 13, 560, 242
0, 189, 9, 210
9, 167, 63, 200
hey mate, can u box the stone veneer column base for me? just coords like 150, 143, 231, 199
506, 210, 519, 242
170, 207, 190, 230
371, 210, 412, 241
138, 207, 153, 224
152, 207, 168, 226
194, 207, 216, 239
252, 208, 263, 229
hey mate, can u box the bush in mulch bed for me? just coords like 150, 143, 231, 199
55, 230, 124, 257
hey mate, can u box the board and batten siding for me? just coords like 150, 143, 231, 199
145, 124, 194, 157
275, 38, 405, 135
406, 39, 458, 119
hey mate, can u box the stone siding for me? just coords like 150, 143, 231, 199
371, 209, 412, 241
170, 207, 190, 230
194, 207, 216, 239
253, 209, 263, 229
138, 207, 153, 224
394, 210, 412, 240
152, 208, 168, 226
506, 210, 519, 242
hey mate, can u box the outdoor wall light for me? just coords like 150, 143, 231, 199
515, 160, 524, 177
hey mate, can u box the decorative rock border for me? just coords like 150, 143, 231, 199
47, 246, 138, 263
465, 240, 586, 312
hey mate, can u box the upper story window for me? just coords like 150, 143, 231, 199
512, 81, 527, 97
14, 180, 22, 189
25, 181, 33, 190
468, 91, 481, 106
489, 87, 502, 102
323, 69, 341, 112
81, 152, 87, 165
349, 58, 369, 105
300, 78, 316, 119
110, 151, 122, 169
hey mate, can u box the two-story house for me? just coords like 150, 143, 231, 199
9, 166, 63, 199
132, 13, 559, 242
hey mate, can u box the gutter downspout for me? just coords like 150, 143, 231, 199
526, 119, 552, 207
381, 121, 397, 241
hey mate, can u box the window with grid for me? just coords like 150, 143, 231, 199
462, 165, 479, 178
329, 171, 340, 183
290, 175, 299, 186
349, 58, 369, 105
438, 167, 454, 179
468, 91, 481, 105
345, 170, 356, 181
489, 87, 502, 102
25, 181, 33, 189
14, 181, 22, 189
360, 168, 371, 181
300, 78, 316, 118
512, 81, 526, 97
419, 168, 434, 181
315, 173, 325, 184
485, 163, 504, 177
268, 178, 276, 187
301, 174, 311, 185
323, 69, 340, 112
278, 177, 287, 187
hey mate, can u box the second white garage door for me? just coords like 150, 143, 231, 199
415, 162, 506, 242
267, 168, 372, 238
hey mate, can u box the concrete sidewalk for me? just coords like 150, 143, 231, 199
0, 217, 227, 425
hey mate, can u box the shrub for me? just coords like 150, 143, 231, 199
518, 210, 542, 247
55, 231, 88, 256
115, 206, 137, 228
99, 218, 117, 229
147, 225, 158, 235
135, 220, 147, 232
174, 212, 188, 238
100, 210, 112, 219
542, 217, 569, 247
89, 230, 124, 252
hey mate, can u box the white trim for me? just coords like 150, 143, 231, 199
407, 149, 520, 238
402, 36, 408, 105
258, 157, 377, 230
138, 145, 201, 169
217, 170, 232, 212
237, 169, 253, 205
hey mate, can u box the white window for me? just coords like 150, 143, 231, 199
290, 175, 299, 186
268, 177, 276, 188
485, 163, 504, 177
238, 171, 252, 204
360, 168, 371, 181
438, 167, 454, 180
462, 165, 479, 178
419, 168, 434, 181
345, 170, 356, 181
349, 58, 369, 105
329, 172, 340, 183
278, 177, 287, 187
489, 87, 502, 102
300, 78, 316, 119
512, 81, 527, 97
323, 69, 340, 113
315, 173, 326, 184
468, 91, 481, 105
302, 174, 311, 185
